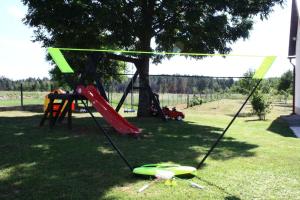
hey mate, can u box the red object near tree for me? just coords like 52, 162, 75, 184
162, 107, 185, 120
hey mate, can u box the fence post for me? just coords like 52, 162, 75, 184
187, 94, 189, 108
20, 83, 24, 110
167, 93, 169, 106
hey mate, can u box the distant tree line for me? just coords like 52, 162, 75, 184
110, 70, 293, 96
0, 69, 293, 96
0, 77, 52, 91
231, 70, 293, 96
108, 75, 234, 94
150, 75, 235, 94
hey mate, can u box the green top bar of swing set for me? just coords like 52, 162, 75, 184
47, 47, 276, 79
253, 56, 276, 79
48, 47, 74, 73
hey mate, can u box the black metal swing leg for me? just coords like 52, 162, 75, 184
196, 79, 262, 169
80, 99, 134, 171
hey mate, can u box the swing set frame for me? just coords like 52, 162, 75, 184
47, 47, 276, 176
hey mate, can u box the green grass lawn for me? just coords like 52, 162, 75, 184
0, 91, 48, 107
0, 99, 299, 199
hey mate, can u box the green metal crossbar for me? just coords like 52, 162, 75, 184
253, 56, 277, 79
47, 47, 276, 79
48, 47, 74, 73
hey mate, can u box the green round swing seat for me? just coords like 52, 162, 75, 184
133, 163, 197, 176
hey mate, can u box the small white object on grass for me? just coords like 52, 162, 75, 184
190, 182, 204, 190
155, 170, 175, 180
137, 171, 175, 193
138, 184, 150, 193
137, 178, 160, 193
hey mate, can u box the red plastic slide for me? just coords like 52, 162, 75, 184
77, 85, 140, 136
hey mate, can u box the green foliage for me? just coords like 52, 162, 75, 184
21, 0, 284, 115
0, 76, 52, 91
278, 90, 289, 104
277, 70, 293, 94
149, 76, 234, 94
190, 95, 203, 107
22, 0, 284, 59
231, 70, 279, 98
231, 70, 256, 94
251, 91, 272, 120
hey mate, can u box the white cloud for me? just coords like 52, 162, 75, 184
7, 5, 25, 19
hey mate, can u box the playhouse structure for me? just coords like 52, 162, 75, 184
289, 0, 300, 114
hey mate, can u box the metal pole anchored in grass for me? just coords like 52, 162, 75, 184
80, 99, 133, 171
197, 56, 276, 169
197, 79, 262, 169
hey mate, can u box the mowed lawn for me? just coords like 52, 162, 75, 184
0, 91, 48, 107
0, 99, 299, 200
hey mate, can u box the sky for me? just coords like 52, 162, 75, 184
0, 0, 294, 80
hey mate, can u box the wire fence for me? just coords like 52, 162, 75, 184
0, 88, 241, 110
0, 77, 293, 113
0, 91, 48, 107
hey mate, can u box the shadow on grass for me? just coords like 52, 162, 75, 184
267, 117, 296, 137
226, 112, 254, 118
195, 176, 241, 200
0, 114, 258, 199
244, 119, 263, 122
272, 102, 293, 108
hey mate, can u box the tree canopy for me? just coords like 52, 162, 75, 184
22, 0, 285, 116
231, 70, 256, 94
0, 76, 52, 91
277, 69, 293, 93
22, 0, 284, 55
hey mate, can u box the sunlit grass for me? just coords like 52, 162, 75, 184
0, 99, 299, 199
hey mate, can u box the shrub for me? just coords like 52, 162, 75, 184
278, 90, 289, 104
251, 92, 272, 120
189, 95, 203, 107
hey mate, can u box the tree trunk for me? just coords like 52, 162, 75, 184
137, 57, 151, 117
136, 0, 154, 117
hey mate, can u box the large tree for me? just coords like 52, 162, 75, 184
22, 0, 284, 117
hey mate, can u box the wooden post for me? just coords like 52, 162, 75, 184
20, 83, 24, 110
187, 94, 189, 108
181, 94, 183, 104
48, 98, 54, 129
67, 99, 73, 130
167, 93, 169, 105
